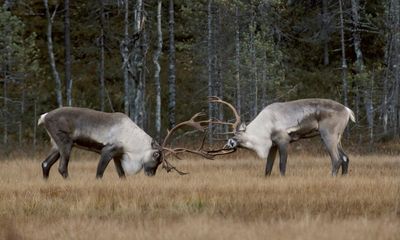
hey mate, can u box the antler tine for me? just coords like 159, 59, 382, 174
208, 96, 241, 131
162, 112, 208, 147
162, 157, 188, 175
206, 147, 237, 156
163, 147, 215, 160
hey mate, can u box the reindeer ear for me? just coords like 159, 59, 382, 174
151, 139, 161, 149
238, 122, 246, 132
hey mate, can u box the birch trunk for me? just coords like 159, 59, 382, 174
3, 72, 7, 145
250, 6, 258, 118
339, 0, 348, 108
261, 52, 267, 108
393, 0, 400, 135
121, 0, 130, 115
44, 0, 63, 107
364, 74, 374, 143
235, 6, 241, 115
351, 0, 364, 73
168, 0, 176, 128
154, 0, 162, 140
19, 88, 25, 145
322, 0, 329, 65
207, 0, 214, 142
132, 0, 146, 127
99, 0, 105, 111
33, 99, 37, 155
351, 0, 371, 141
215, 6, 224, 131
64, 0, 72, 106
136, 24, 148, 128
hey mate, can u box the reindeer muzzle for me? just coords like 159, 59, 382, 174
225, 138, 238, 149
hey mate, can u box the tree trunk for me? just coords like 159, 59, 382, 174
99, 0, 105, 111
33, 99, 37, 156
168, 0, 176, 128
235, 6, 241, 115
261, 52, 268, 108
136, 21, 148, 128
19, 88, 25, 145
338, 0, 348, 108
322, 0, 330, 65
121, 0, 130, 115
215, 5, 224, 132
44, 0, 63, 107
393, 0, 400, 135
355, 86, 361, 142
132, 0, 146, 128
3, 73, 7, 145
364, 74, 374, 143
154, 0, 162, 140
351, 0, 364, 73
64, 0, 72, 106
250, 6, 258, 118
207, 0, 214, 142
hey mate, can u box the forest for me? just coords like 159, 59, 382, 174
0, 0, 398, 150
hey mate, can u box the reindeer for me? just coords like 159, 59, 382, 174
38, 107, 225, 179
209, 97, 355, 176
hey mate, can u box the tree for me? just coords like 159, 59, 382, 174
98, 0, 105, 111
43, 0, 62, 107
168, 0, 176, 129
235, 5, 241, 115
321, 0, 330, 65
132, 0, 146, 127
154, 0, 162, 140
0, 6, 40, 148
207, 0, 214, 141
121, 0, 130, 115
64, 0, 72, 106
338, 0, 348, 108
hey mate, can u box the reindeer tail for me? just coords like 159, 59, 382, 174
38, 113, 48, 126
346, 107, 355, 123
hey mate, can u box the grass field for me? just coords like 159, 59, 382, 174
0, 148, 399, 240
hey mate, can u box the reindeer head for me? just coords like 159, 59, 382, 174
141, 140, 163, 177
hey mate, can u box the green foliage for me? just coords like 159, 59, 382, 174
0, 7, 41, 83
0, 0, 393, 146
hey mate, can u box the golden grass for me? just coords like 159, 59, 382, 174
0, 149, 399, 240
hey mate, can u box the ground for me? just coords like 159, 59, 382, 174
0, 149, 399, 240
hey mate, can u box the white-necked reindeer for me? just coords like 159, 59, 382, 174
209, 97, 355, 176
38, 107, 217, 179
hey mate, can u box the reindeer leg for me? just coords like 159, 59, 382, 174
42, 148, 60, 179
278, 143, 289, 176
96, 144, 122, 179
49, 132, 73, 179
320, 131, 341, 176
113, 155, 126, 179
338, 147, 349, 175
265, 146, 277, 176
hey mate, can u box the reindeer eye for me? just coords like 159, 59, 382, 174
153, 151, 160, 159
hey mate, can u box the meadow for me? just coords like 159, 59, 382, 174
0, 146, 399, 240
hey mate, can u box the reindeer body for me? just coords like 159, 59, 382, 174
39, 107, 161, 179
226, 99, 355, 176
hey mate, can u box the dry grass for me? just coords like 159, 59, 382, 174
0, 149, 399, 240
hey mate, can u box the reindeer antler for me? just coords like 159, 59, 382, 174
160, 112, 215, 174
159, 97, 242, 174
161, 112, 209, 147
208, 96, 241, 133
